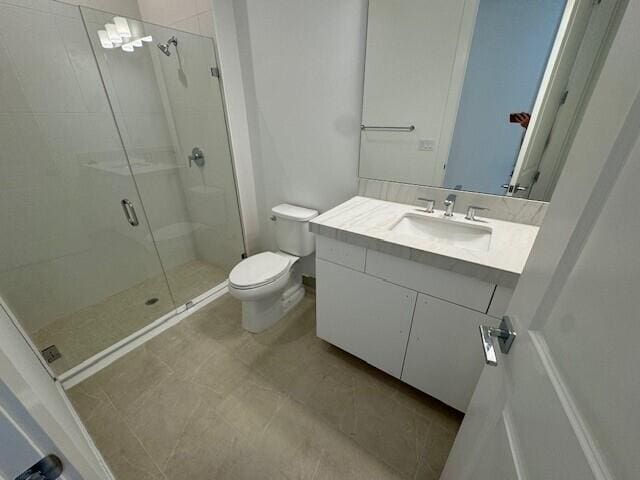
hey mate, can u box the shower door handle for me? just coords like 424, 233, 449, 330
121, 199, 139, 226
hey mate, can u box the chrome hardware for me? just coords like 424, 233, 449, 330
157, 36, 178, 56
444, 194, 456, 217
465, 205, 489, 221
479, 315, 517, 366
416, 197, 435, 213
16, 454, 63, 480
188, 147, 205, 167
121, 199, 139, 226
361, 124, 415, 132
501, 184, 528, 193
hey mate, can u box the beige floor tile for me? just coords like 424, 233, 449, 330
123, 374, 212, 469
313, 427, 405, 480
215, 373, 285, 439
83, 398, 165, 480
253, 396, 328, 479
190, 346, 252, 398
91, 347, 173, 415
69, 291, 462, 480
393, 382, 464, 433
163, 402, 252, 479
352, 397, 431, 478
421, 422, 458, 476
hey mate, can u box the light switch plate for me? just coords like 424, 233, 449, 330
419, 140, 435, 151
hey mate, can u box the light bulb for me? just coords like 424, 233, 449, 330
105, 24, 121, 43
98, 30, 114, 49
113, 17, 132, 39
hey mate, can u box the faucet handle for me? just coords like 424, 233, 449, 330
465, 205, 489, 221
416, 197, 435, 213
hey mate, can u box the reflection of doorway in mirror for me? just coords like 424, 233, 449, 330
443, 0, 566, 196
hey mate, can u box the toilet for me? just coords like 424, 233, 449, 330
228, 203, 318, 333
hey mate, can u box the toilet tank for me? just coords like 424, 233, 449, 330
272, 204, 319, 256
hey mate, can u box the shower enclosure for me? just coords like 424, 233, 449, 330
0, 0, 245, 377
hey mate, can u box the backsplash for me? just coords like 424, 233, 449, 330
358, 179, 548, 226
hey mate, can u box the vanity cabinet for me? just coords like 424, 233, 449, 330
316, 259, 416, 378
402, 294, 497, 412
315, 236, 512, 412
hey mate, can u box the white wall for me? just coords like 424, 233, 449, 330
233, 0, 367, 252
444, 0, 565, 194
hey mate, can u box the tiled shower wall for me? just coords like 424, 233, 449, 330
137, 0, 215, 36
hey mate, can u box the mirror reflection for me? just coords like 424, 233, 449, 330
359, 0, 604, 200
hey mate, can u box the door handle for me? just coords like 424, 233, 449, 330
479, 315, 516, 366
501, 184, 528, 193
16, 454, 63, 480
120, 199, 139, 226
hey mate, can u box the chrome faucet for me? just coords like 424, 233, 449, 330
444, 194, 456, 217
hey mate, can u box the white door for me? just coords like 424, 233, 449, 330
508, 0, 598, 197
443, 1, 640, 478
0, 302, 113, 480
1, 382, 76, 480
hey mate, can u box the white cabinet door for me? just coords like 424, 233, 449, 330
316, 259, 417, 378
402, 294, 498, 412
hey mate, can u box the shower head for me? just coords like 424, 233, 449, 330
157, 36, 177, 56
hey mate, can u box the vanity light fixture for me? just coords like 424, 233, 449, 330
98, 17, 152, 53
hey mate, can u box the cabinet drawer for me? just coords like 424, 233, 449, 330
365, 249, 495, 312
316, 259, 416, 378
316, 235, 366, 271
401, 294, 499, 412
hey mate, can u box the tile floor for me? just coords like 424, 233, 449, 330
33, 260, 227, 375
68, 292, 463, 480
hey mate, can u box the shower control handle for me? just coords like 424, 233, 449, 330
121, 199, 139, 226
188, 147, 205, 168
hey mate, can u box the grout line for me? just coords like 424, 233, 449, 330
102, 395, 168, 480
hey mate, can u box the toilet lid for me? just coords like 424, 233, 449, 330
229, 252, 290, 289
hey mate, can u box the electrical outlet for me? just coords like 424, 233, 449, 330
419, 140, 435, 151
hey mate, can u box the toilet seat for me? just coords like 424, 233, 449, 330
229, 252, 291, 290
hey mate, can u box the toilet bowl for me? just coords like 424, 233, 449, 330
228, 204, 318, 333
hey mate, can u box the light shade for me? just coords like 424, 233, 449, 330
113, 17, 131, 39
121, 43, 135, 53
97, 30, 114, 49
131, 39, 143, 47
141, 36, 153, 43
105, 24, 121, 43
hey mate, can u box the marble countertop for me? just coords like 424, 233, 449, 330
310, 196, 540, 287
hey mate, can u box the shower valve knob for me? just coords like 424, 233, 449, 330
188, 147, 205, 167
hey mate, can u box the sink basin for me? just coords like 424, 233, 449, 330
389, 213, 492, 252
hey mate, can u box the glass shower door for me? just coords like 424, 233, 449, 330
81, 8, 246, 307
0, 0, 176, 375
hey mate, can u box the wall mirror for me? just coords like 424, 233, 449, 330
358, 0, 620, 200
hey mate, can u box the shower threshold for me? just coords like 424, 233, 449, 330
55, 278, 229, 390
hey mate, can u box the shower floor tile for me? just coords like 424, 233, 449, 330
67, 292, 463, 480
32, 260, 227, 376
